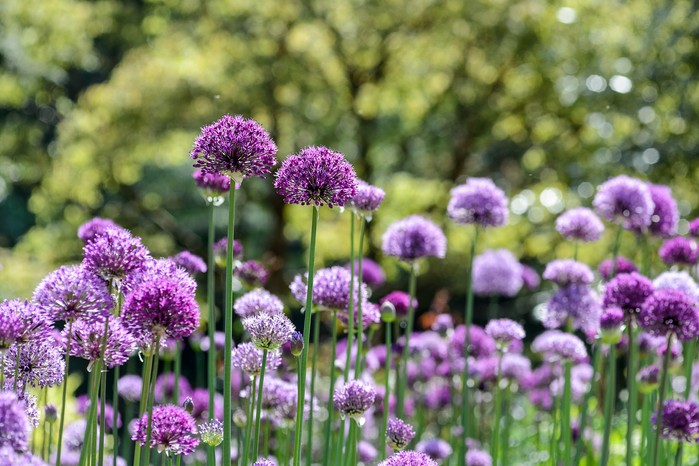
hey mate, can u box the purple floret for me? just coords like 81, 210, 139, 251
415, 438, 453, 460
253, 459, 276, 466
66, 317, 135, 368
531, 330, 588, 363
380, 291, 417, 319
154, 373, 193, 404
642, 184, 679, 237
213, 237, 244, 263
82, 228, 150, 283
653, 271, 699, 303
347, 258, 386, 289
472, 249, 523, 297
602, 272, 654, 317
117, 375, 142, 402
593, 175, 654, 230
599, 307, 625, 330
192, 169, 231, 195
242, 313, 295, 351
638, 289, 699, 341
386, 418, 416, 450
378, 450, 438, 466
234, 289, 284, 318
382, 215, 447, 261
555, 207, 604, 242
653, 399, 699, 442
659, 237, 699, 266
5, 340, 65, 389
543, 259, 594, 287
170, 251, 207, 276
232, 342, 282, 377
132, 404, 199, 456
466, 448, 493, 466
349, 180, 386, 217
0, 391, 30, 451
235, 260, 269, 288
520, 264, 540, 291
290, 266, 368, 312
0, 302, 23, 351
544, 284, 600, 334
77, 217, 124, 243
447, 178, 508, 227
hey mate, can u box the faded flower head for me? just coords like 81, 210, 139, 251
235, 261, 269, 288
521, 264, 540, 291
415, 438, 453, 460
659, 237, 699, 266
378, 451, 438, 466
274, 146, 357, 207
447, 178, 508, 227
386, 418, 416, 451
132, 404, 199, 456
242, 313, 295, 351
466, 448, 493, 466
290, 266, 368, 312
653, 399, 699, 442
170, 251, 207, 276
0, 302, 23, 351
348, 258, 386, 289
654, 271, 699, 304
543, 260, 594, 287
235, 289, 284, 318
78, 217, 124, 243
484, 319, 525, 346
349, 180, 386, 219
334, 380, 376, 425
382, 215, 447, 261
82, 228, 150, 283
543, 284, 600, 334
638, 289, 699, 341
555, 208, 604, 242
214, 237, 244, 265
118, 375, 142, 402
472, 249, 523, 297
593, 175, 654, 230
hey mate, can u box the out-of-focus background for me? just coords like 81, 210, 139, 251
1, 0, 698, 306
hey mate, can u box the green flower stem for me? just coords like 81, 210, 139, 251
241, 376, 257, 466
322, 311, 339, 466
501, 385, 512, 466
252, 349, 269, 462
651, 334, 674, 466
459, 226, 478, 466
549, 396, 559, 466
47, 421, 54, 462
354, 218, 366, 377
396, 262, 417, 418
206, 202, 217, 466
306, 312, 320, 466
132, 351, 154, 466
293, 206, 320, 466
98, 317, 111, 466
561, 360, 573, 466
55, 320, 74, 466
122, 397, 135, 466
490, 351, 504, 464
79, 358, 102, 466
379, 321, 392, 461
626, 323, 639, 465
112, 365, 120, 465
344, 214, 356, 383
573, 343, 602, 466
173, 341, 181, 404
640, 393, 652, 461
683, 338, 697, 399
142, 338, 162, 466
601, 344, 617, 466
573, 242, 579, 261
222, 187, 237, 466
344, 422, 358, 466
610, 225, 623, 278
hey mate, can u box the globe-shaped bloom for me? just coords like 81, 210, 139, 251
242, 313, 295, 351
599, 307, 625, 344
234, 289, 284, 318
382, 215, 447, 262
274, 146, 357, 207
235, 261, 269, 288
5, 341, 65, 388
654, 272, 699, 304
593, 175, 654, 230
653, 399, 699, 442
190, 114, 278, 185
602, 272, 654, 317
77, 217, 124, 243
66, 317, 135, 368
521, 264, 540, 291
290, 266, 368, 312
378, 450, 438, 466
132, 404, 199, 456
415, 438, 453, 460
232, 343, 282, 377
153, 374, 193, 404
349, 180, 386, 219
0, 391, 30, 451
253, 458, 276, 466
121, 258, 197, 298
638, 289, 699, 341
213, 237, 244, 264
642, 184, 679, 237
117, 375, 142, 402
334, 380, 376, 425
170, 251, 207, 276
637, 365, 660, 393
386, 418, 415, 451
348, 258, 386, 289
598, 256, 637, 281
543, 260, 594, 287
466, 449, 493, 466
485, 319, 525, 346
380, 292, 418, 319
531, 330, 588, 363
555, 207, 604, 242
659, 237, 699, 266
0, 303, 23, 351
472, 249, 523, 297
82, 228, 150, 283
447, 178, 508, 227
544, 284, 600, 333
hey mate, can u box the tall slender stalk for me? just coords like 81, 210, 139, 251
142, 338, 162, 466
561, 360, 573, 466
306, 312, 320, 466
97, 317, 111, 466
111, 365, 120, 465
651, 334, 674, 466
549, 396, 559, 466
293, 206, 320, 466
601, 344, 617, 466
132, 351, 154, 466
574, 344, 602, 465
354, 219, 366, 377
490, 351, 504, 464
205, 201, 217, 466
396, 262, 417, 418
344, 215, 356, 383
252, 349, 269, 461
241, 375, 257, 466
55, 320, 74, 466
222, 188, 237, 466
626, 323, 639, 465
322, 311, 339, 466
173, 342, 181, 404
379, 320, 392, 461
78, 361, 101, 466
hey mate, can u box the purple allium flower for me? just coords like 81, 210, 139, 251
121, 258, 197, 297
82, 228, 150, 283
253, 458, 276, 466
543, 260, 594, 287
334, 380, 376, 425
154, 373, 193, 404
190, 114, 277, 185
653, 399, 699, 442
485, 319, 525, 346
472, 249, 523, 297
338, 302, 381, 330
66, 317, 135, 368
192, 169, 231, 201
593, 175, 654, 230
645, 184, 679, 237
347, 258, 386, 289
132, 404, 199, 456
501, 353, 532, 384
555, 207, 604, 242
598, 256, 637, 281
378, 450, 438, 466
0, 391, 30, 451
602, 272, 654, 317
198, 419, 224, 447
0, 302, 23, 351
4, 300, 53, 344
466, 448, 493, 466
521, 264, 540, 291
358, 441, 378, 463
382, 215, 447, 261
386, 418, 416, 451
232, 343, 282, 377
349, 180, 386, 218
122, 277, 199, 347
45, 404, 58, 423
274, 146, 357, 207
447, 178, 508, 227
432, 314, 454, 334
452, 325, 496, 358
75, 398, 121, 431
638, 289, 699, 341
544, 284, 601, 333
531, 330, 588, 363
33, 265, 113, 323
659, 237, 699, 266
5, 341, 64, 388
0, 447, 49, 466
380, 292, 418, 319
214, 237, 244, 264
170, 251, 207, 276
235, 261, 269, 288
289, 331, 303, 357
242, 313, 295, 351
637, 365, 660, 394
77, 217, 124, 243
260, 377, 297, 421
290, 266, 369, 312
188, 388, 224, 422
415, 438, 453, 460
118, 375, 142, 402
599, 307, 625, 331
234, 289, 284, 318
690, 219, 699, 238
654, 272, 699, 304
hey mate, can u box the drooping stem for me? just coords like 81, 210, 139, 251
222, 187, 237, 466
379, 321, 392, 461
252, 349, 269, 461
601, 344, 617, 466
561, 360, 573, 466
322, 311, 339, 466
354, 218, 366, 377
344, 214, 356, 383
574, 343, 602, 466
626, 322, 639, 465
55, 320, 74, 466
142, 337, 162, 466
651, 334, 673, 466
306, 312, 320, 466
396, 262, 417, 418
490, 351, 504, 464
293, 206, 320, 466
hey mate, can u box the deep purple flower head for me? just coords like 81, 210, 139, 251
213, 237, 244, 265
472, 249, 523, 297
66, 317, 135, 368
598, 256, 637, 281
653, 399, 699, 442
235, 261, 269, 288
82, 228, 150, 283
380, 292, 418, 319
242, 313, 295, 351
0, 302, 23, 351
349, 180, 386, 218
170, 251, 207, 276
33, 265, 113, 323
654, 272, 699, 304
638, 289, 699, 341
333, 380, 376, 425
154, 373, 193, 404
386, 418, 416, 451
382, 215, 447, 261
77, 217, 124, 243
531, 330, 588, 363
593, 175, 654, 230
274, 146, 357, 207
659, 237, 699, 266
5, 341, 65, 388
0, 391, 30, 451
378, 451, 438, 466
192, 169, 231, 202
521, 264, 540, 291
599, 307, 625, 330
641, 184, 679, 237
447, 178, 508, 227
690, 219, 699, 238
122, 277, 199, 348
543, 260, 594, 287
466, 449, 493, 466
117, 375, 142, 402
198, 419, 224, 447
232, 343, 282, 377
544, 284, 600, 334
235, 289, 284, 318
415, 438, 453, 460
485, 319, 525, 346
637, 365, 660, 393
290, 266, 368, 312
132, 404, 199, 456
602, 272, 654, 317
555, 207, 604, 242
347, 258, 386, 289
253, 458, 276, 466
190, 114, 277, 185
121, 258, 197, 297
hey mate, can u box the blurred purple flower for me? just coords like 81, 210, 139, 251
349, 180, 386, 218
447, 178, 508, 227
543, 260, 594, 287
382, 215, 447, 262
602, 272, 654, 317
593, 175, 654, 230
170, 251, 207, 276
659, 237, 699, 266
234, 289, 284, 318
472, 249, 523, 297
77, 217, 124, 244
653, 399, 699, 442
638, 289, 699, 341
598, 256, 637, 281
555, 207, 604, 242
347, 258, 386, 289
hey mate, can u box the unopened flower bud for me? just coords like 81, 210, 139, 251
45, 404, 58, 424
290, 331, 304, 357
182, 397, 195, 414
381, 302, 396, 323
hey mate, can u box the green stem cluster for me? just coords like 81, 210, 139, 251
222, 188, 237, 466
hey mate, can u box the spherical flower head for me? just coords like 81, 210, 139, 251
339, 302, 381, 331
472, 249, 523, 297
501, 353, 532, 384
82, 228, 150, 283
122, 277, 200, 347
451, 325, 496, 358
0, 302, 23, 351
447, 178, 508, 227
415, 438, 453, 460
170, 251, 207, 276
132, 404, 199, 456
214, 237, 244, 266
543, 285, 600, 334
654, 271, 699, 304
653, 399, 699, 442
349, 180, 386, 219
386, 418, 416, 450
121, 258, 197, 298
235, 289, 284, 318
466, 448, 493, 466
0, 390, 30, 451
641, 184, 679, 237
33, 265, 113, 323
531, 330, 588, 363
485, 319, 525, 346
253, 459, 276, 466
380, 291, 418, 319
290, 266, 368, 312
260, 377, 297, 421
521, 264, 540, 291
638, 289, 699, 341
232, 342, 282, 377
599, 307, 625, 344
78, 217, 124, 243
637, 365, 660, 394
659, 237, 699, 266
598, 256, 637, 281
117, 375, 142, 402
154, 373, 193, 404
543, 260, 594, 287
379, 450, 438, 466
67, 317, 135, 368
274, 145, 357, 207
5, 341, 65, 389
333, 380, 376, 425
192, 169, 231, 204
602, 272, 654, 317
382, 215, 447, 261
555, 207, 604, 242
190, 114, 277, 185
44, 404, 58, 424
593, 175, 654, 230
242, 313, 295, 351
347, 258, 386, 289
198, 419, 224, 447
